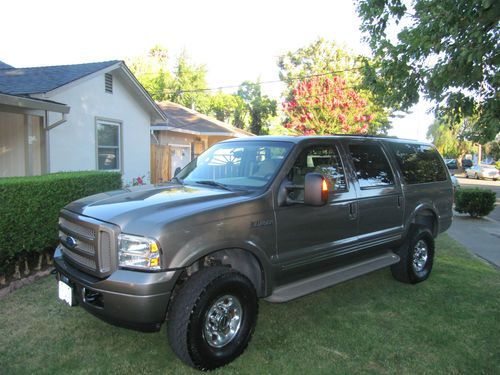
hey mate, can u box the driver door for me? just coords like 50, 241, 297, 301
274, 141, 358, 280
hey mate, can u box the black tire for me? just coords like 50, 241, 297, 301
475, 173, 479, 180
391, 226, 435, 284
167, 266, 258, 371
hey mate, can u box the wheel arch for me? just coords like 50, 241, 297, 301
409, 204, 439, 238
176, 247, 270, 298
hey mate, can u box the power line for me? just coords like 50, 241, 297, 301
148, 67, 362, 95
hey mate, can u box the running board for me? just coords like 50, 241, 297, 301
265, 251, 400, 303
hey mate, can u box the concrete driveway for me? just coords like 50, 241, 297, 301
447, 174, 500, 268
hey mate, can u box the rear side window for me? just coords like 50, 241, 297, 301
389, 143, 447, 184
349, 144, 395, 188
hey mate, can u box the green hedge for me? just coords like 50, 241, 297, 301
455, 188, 496, 218
0, 171, 122, 274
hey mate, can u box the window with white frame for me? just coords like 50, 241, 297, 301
96, 120, 121, 170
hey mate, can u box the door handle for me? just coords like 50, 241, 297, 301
397, 195, 402, 207
348, 202, 357, 219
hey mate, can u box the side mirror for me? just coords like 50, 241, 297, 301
174, 167, 182, 177
304, 173, 328, 206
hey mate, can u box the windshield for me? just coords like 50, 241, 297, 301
175, 141, 293, 189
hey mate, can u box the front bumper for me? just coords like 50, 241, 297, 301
54, 245, 179, 332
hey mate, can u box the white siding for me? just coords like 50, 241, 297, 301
46, 72, 151, 184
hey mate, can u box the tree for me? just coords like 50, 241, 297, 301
237, 81, 277, 135
356, 0, 500, 142
165, 50, 210, 112
278, 38, 390, 133
426, 119, 475, 160
282, 75, 375, 135
128, 47, 210, 111
208, 91, 247, 123
126, 45, 172, 101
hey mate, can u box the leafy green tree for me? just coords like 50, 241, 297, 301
484, 140, 500, 160
237, 81, 277, 135
426, 118, 475, 161
278, 38, 390, 133
128, 47, 210, 111
356, 0, 500, 142
127, 45, 172, 101
208, 91, 247, 124
166, 50, 210, 112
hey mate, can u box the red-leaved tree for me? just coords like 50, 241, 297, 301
282, 76, 375, 135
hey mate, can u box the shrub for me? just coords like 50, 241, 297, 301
0, 171, 122, 275
496, 161, 500, 170
455, 188, 496, 218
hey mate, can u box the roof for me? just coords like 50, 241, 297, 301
0, 92, 70, 113
0, 60, 13, 70
154, 101, 253, 137
0, 60, 119, 95
219, 135, 428, 144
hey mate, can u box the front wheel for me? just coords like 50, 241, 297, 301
391, 226, 435, 284
167, 266, 258, 371
475, 173, 480, 180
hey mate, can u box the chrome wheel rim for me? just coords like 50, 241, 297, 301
203, 294, 242, 348
412, 239, 428, 273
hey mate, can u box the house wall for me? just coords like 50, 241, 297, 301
0, 112, 25, 177
46, 72, 152, 184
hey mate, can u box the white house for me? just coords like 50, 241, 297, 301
0, 60, 166, 183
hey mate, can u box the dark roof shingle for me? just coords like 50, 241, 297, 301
0, 60, 14, 70
0, 60, 119, 95
156, 101, 253, 136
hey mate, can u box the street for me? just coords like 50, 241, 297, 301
455, 174, 500, 221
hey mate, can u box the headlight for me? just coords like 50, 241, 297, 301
118, 234, 161, 271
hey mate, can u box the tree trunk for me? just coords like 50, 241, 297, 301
23, 258, 30, 276
0, 274, 6, 286
13, 263, 21, 279
45, 252, 53, 265
35, 254, 43, 271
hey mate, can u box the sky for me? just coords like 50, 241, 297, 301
0, 0, 433, 140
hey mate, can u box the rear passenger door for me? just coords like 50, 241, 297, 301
345, 140, 404, 245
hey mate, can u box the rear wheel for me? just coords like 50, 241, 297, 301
391, 226, 435, 284
167, 266, 258, 371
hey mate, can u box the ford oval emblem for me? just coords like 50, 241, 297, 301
66, 236, 77, 248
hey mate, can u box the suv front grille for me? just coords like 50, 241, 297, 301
59, 211, 117, 278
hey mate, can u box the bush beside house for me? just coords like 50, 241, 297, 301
0, 172, 121, 282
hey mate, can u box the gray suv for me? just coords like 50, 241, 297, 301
54, 136, 453, 370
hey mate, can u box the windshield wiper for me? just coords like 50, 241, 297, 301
170, 176, 184, 185
194, 180, 232, 191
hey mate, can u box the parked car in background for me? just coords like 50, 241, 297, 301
462, 159, 473, 169
465, 165, 499, 181
445, 159, 458, 170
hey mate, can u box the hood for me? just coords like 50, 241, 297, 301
64, 184, 249, 229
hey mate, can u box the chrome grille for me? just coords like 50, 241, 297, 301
61, 245, 96, 270
60, 217, 96, 239
59, 211, 117, 278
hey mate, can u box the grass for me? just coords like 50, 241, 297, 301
0, 234, 499, 374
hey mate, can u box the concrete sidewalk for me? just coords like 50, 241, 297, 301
447, 213, 500, 269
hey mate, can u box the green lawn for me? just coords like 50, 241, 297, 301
1, 235, 499, 374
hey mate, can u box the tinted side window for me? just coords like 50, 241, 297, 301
287, 144, 347, 201
390, 143, 447, 184
349, 144, 395, 188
